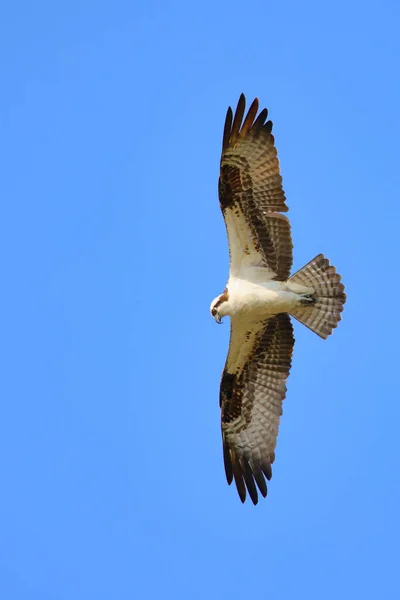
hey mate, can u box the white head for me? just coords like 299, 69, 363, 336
210, 288, 229, 324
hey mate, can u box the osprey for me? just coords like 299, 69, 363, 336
211, 94, 346, 505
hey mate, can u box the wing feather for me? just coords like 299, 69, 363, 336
231, 453, 246, 503
222, 106, 233, 152
240, 97, 259, 137
220, 313, 294, 504
219, 94, 293, 281
249, 460, 268, 497
251, 107, 269, 134
241, 458, 259, 505
230, 93, 246, 142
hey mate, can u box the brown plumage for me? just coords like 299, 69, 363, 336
213, 95, 346, 504
219, 94, 292, 280
289, 254, 346, 339
221, 314, 294, 504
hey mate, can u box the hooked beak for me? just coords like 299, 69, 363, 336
214, 313, 222, 324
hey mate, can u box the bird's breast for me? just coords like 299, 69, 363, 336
227, 278, 298, 317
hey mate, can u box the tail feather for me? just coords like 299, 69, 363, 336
288, 254, 346, 339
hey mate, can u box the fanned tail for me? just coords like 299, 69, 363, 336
288, 254, 346, 339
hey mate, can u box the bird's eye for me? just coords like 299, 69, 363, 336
211, 308, 217, 316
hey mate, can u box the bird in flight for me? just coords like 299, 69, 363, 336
210, 94, 346, 505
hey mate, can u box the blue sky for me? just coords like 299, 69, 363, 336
1, 0, 400, 598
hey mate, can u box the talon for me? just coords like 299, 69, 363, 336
300, 293, 315, 306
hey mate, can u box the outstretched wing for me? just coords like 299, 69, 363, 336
219, 94, 293, 281
220, 312, 294, 504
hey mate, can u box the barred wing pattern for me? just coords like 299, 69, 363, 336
220, 313, 294, 505
219, 94, 293, 280
289, 254, 347, 339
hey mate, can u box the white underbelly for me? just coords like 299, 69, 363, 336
228, 278, 298, 317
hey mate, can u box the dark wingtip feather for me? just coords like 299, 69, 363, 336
234, 473, 246, 503
250, 107, 269, 134
240, 97, 259, 137
226, 446, 270, 505
261, 459, 273, 481
222, 106, 233, 152
232, 456, 246, 503
230, 94, 246, 143
258, 480, 268, 499
222, 95, 273, 152
250, 462, 268, 498
241, 459, 259, 505
223, 440, 233, 485
263, 120, 273, 134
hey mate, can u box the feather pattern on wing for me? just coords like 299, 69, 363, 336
219, 94, 293, 281
220, 313, 294, 504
